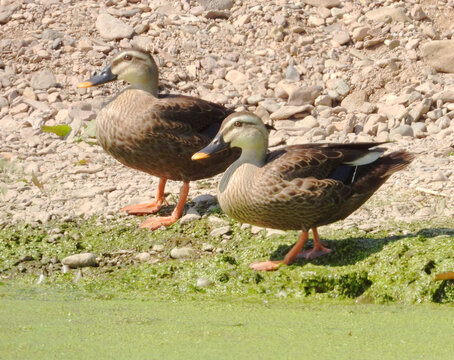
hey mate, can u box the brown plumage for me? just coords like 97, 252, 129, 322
193, 112, 414, 271
78, 49, 239, 229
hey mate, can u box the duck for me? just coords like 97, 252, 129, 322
78, 49, 239, 229
192, 112, 414, 271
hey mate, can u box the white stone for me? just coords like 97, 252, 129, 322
96, 13, 134, 41
61, 253, 97, 268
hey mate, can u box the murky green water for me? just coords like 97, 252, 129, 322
1, 295, 453, 360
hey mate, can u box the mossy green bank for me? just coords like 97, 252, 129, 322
1, 215, 453, 304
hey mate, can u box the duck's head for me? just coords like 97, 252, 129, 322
192, 112, 271, 161
78, 49, 158, 95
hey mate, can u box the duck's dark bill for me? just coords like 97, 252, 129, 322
192, 134, 229, 161
77, 65, 117, 88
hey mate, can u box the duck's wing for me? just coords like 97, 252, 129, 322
264, 142, 388, 182
258, 142, 413, 202
252, 143, 412, 227
154, 94, 234, 138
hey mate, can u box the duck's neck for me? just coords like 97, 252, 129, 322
219, 146, 267, 194
130, 68, 158, 96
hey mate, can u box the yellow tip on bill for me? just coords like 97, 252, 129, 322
191, 152, 210, 161
77, 81, 94, 89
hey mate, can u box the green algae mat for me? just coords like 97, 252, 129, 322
1, 296, 453, 360
1, 217, 453, 304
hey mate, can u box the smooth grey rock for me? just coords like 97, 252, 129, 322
196, 277, 214, 288
288, 85, 323, 106
0, 96, 8, 108
341, 91, 367, 112
270, 105, 313, 120
23, 98, 50, 113
201, 56, 218, 73
30, 69, 57, 90
364, 114, 387, 135
0, 8, 12, 24
135, 252, 151, 262
285, 64, 300, 82
352, 26, 370, 41
378, 104, 407, 120
365, 7, 409, 23
434, 89, 454, 103
314, 95, 332, 107
192, 194, 217, 205
42, 29, 62, 40
131, 36, 154, 51
427, 123, 441, 135
259, 100, 281, 113
332, 30, 350, 45
273, 14, 287, 27
197, 0, 233, 10
61, 253, 97, 268
421, 40, 454, 73
152, 244, 165, 252
295, 115, 319, 129
266, 228, 286, 237
426, 109, 443, 121
390, 125, 414, 139
411, 122, 427, 134
408, 99, 432, 122
327, 79, 350, 99
247, 94, 264, 105
202, 243, 215, 252
170, 247, 195, 259
411, 5, 427, 21
203, 92, 229, 104
179, 209, 201, 225
96, 13, 134, 41
225, 69, 247, 84
210, 225, 231, 237
302, 0, 340, 8
250, 226, 265, 234
207, 215, 229, 226
436, 116, 451, 130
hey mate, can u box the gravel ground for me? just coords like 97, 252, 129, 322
1, 0, 453, 228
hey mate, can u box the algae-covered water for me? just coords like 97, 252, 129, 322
1, 217, 453, 358
1, 294, 454, 360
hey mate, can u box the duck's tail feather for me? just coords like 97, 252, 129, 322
352, 151, 415, 193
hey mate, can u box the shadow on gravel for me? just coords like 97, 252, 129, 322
269, 227, 454, 267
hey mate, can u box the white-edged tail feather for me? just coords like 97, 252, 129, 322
343, 151, 383, 166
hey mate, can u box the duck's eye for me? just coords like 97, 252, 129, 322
234, 121, 242, 127
123, 54, 132, 61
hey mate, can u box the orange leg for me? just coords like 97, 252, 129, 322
139, 181, 189, 230
120, 178, 168, 215
297, 228, 332, 259
250, 232, 309, 271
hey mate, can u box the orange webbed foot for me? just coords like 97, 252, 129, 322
296, 228, 332, 259
139, 215, 178, 230
297, 245, 332, 259
120, 201, 165, 215
249, 260, 284, 271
